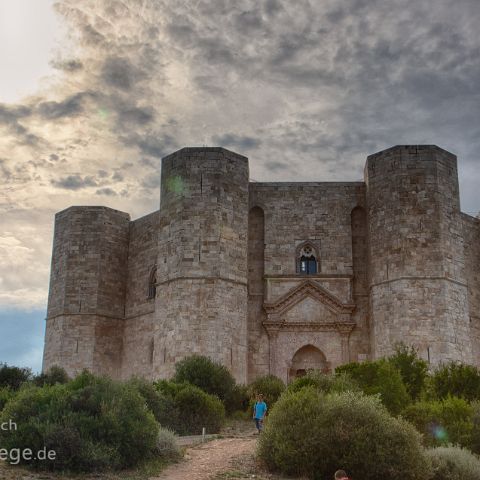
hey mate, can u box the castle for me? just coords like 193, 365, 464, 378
42, 145, 480, 384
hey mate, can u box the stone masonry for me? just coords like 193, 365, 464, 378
43, 145, 480, 384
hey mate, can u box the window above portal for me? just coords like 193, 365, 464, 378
297, 243, 319, 275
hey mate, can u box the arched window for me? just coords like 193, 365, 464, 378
147, 266, 157, 299
297, 243, 318, 274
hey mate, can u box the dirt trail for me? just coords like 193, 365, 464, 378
154, 436, 257, 480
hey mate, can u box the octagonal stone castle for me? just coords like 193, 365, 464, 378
42, 145, 480, 383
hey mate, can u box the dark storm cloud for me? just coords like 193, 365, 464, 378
37, 92, 91, 120
101, 57, 144, 91
212, 134, 261, 151
50, 58, 84, 72
0, 158, 12, 181
122, 132, 178, 159
51, 174, 97, 190
116, 105, 155, 126
0, 104, 40, 146
264, 160, 289, 172
112, 171, 124, 181
96, 187, 117, 196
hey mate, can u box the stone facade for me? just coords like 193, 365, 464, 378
43, 145, 480, 384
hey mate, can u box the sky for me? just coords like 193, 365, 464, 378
0, 0, 479, 373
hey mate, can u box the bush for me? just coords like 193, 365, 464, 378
0, 386, 14, 411
0, 363, 32, 390
471, 401, 480, 454
427, 446, 480, 480
258, 388, 430, 480
335, 359, 410, 415
402, 396, 475, 451
248, 375, 285, 409
156, 427, 181, 461
428, 362, 480, 401
34, 366, 69, 387
173, 355, 236, 410
0, 372, 159, 472
388, 343, 428, 400
128, 377, 169, 421
154, 381, 225, 435
287, 371, 360, 395
225, 383, 250, 413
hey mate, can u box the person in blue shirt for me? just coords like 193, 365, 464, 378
253, 393, 267, 433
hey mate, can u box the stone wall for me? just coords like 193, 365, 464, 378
43, 206, 130, 378
248, 182, 370, 378
247, 206, 269, 380
366, 145, 472, 364
122, 210, 160, 380
463, 213, 480, 365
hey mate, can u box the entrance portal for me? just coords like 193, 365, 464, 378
289, 345, 329, 380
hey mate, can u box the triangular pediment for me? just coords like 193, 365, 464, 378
283, 296, 338, 323
264, 280, 355, 316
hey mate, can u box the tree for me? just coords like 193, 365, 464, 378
0, 363, 32, 390
388, 343, 428, 400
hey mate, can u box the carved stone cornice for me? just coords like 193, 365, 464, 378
263, 279, 355, 316
263, 320, 356, 334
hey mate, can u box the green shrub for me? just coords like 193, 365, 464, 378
0, 386, 14, 411
428, 362, 480, 401
258, 388, 430, 480
248, 375, 285, 409
336, 359, 410, 415
34, 366, 69, 387
154, 381, 225, 435
0, 372, 159, 472
173, 355, 236, 409
427, 446, 480, 480
0, 363, 32, 390
471, 401, 480, 454
156, 427, 181, 461
388, 343, 428, 400
402, 396, 475, 451
225, 383, 250, 413
128, 378, 168, 420
287, 371, 359, 395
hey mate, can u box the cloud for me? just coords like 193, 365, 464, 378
51, 174, 98, 190
96, 187, 117, 196
50, 58, 83, 72
36, 92, 90, 120
101, 56, 144, 91
212, 133, 261, 150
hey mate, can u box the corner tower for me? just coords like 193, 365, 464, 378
366, 145, 472, 365
154, 147, 249, 382
43, 206, 130, 378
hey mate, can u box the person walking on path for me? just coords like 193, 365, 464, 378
253, 393, 267, 433
334, 469, 350, 480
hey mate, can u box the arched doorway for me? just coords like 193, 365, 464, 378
289, 345, 329, 380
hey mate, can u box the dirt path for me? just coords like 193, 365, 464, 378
154, 437, 257, 480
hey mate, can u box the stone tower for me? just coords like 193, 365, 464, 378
43, 206, 130, 377
366, 145, 473, 364
153, 148, 249, 382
